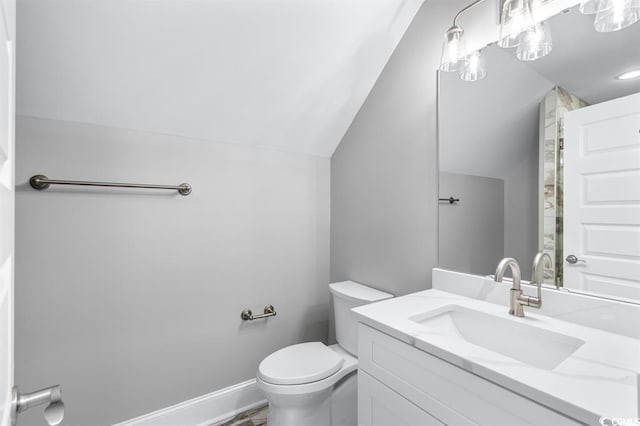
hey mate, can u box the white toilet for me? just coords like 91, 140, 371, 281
256, 281, 393, 426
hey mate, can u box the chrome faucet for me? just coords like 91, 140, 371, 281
494, 257, 542, 317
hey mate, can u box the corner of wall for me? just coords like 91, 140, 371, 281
329, 0, 470, 296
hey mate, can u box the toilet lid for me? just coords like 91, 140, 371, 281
258, 342, 344, 385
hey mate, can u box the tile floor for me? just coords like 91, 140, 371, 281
213, 403, 268, 426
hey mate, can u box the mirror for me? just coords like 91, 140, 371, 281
438, 5, 640, 301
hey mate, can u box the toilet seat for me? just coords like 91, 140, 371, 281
257, 344, 358, 397
258, 342, 344, 385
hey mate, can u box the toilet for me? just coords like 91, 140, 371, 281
256, 281, 393, 426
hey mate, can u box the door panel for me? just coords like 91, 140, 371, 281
564, 93, 640, 301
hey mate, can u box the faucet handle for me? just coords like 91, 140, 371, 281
522, 293, 542, 308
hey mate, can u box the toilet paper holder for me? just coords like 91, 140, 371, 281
241, 305, 276, 321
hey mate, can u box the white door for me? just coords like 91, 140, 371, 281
564, 92, 640, 301
0, 0, 15, 425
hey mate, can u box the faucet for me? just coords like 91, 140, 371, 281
531, 251, 553, 289
494, 257, 542, 317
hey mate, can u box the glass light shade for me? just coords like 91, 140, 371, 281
594, 0, 640, 32
516, 20, 553, 61
459, 50, 487, 82
440, 26, 466, 72
580, 0, 603, 13
499, 0, 536, 48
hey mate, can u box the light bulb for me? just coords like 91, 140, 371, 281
459, 50, 487, 82
516, 20, 553, 61
440, 26, 466, 72
499, 0, 536, 48
580, 0, 602, 14
594, 0, 640, 31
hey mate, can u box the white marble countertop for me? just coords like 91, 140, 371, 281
352, 289, 640, 424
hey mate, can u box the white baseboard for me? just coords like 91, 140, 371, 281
113, 379, 266, 426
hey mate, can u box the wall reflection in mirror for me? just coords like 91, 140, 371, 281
438, 5, 640, 303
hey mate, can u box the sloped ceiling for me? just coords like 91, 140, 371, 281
17, 0, 424, 157
525, 7, 640, 105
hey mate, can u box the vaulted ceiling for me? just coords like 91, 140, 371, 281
16, 0, 423, 157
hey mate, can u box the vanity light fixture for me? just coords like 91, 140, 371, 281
443, 0, 639, 82
440, 0, 488, 81
617, 69, 640, 79
444, 0, 640, 83
441, 0, 550, 82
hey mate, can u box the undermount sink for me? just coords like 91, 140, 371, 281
409, 305, 585, 370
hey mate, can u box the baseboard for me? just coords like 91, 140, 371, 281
113, 379, 266, 426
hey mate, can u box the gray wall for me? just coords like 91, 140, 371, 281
504, 138, 540, 280
439, 173, 504, 276
15, 117, 330, 426
330, 0, 469, 296
438, 44, 552, 281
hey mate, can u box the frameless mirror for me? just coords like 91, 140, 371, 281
437, 5, 640, 302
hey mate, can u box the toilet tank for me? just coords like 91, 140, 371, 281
329, 281, 393, 356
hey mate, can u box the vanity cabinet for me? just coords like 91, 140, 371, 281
357, 323, 583, 426
359, 371, 444, 426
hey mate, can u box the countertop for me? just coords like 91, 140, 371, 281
352, 289, 640, 424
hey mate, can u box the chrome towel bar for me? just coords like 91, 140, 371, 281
241, 305, 276, 321
29, 174, 192, 196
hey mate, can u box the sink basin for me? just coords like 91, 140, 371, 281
409, 305, 585, 370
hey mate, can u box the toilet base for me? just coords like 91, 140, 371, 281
264, 371, 357, 426
330, 371, 357, 426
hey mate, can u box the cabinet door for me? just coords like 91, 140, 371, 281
358, 371, 444, 426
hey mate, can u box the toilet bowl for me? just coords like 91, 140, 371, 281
256, 281, 393, 426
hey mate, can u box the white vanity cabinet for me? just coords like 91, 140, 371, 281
357, 323, 583, 426
359, 370, 445, 426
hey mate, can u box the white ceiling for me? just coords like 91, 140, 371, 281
16, 0, 424, 157
522, 7, 640, 104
